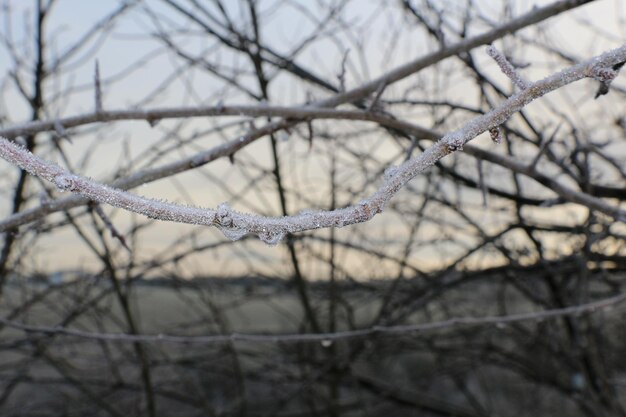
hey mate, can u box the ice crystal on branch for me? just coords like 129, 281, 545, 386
54, 175, 77, 191
445, 132, 466, 152
258, 229, 285, 246
1, 43, 626, 244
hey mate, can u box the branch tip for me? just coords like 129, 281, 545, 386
486, 44, 529, 90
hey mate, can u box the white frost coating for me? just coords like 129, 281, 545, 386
216, 202, 233, 225
0, 44, 625, 242
445, 131, 465, 151
215, 202, 249, 241
589, 66, 617, 82
384, 166, 398, 181
486, 44, 529, 90
0, 136, 220, 228
54, 175, 76, 191
220, 226, 248, 241
258, 230, 285, 246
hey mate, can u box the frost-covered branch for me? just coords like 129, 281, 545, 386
1, 44, 624, 243
486, 45, 530, 90
0, 105, 433, 139
0, 0, 602, 237
0, 0, 593, 140
443, 44, 626, 152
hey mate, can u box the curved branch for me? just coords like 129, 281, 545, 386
1, 44, 624, 243
0, 0, 602, 233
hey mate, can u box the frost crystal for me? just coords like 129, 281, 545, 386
258, 230, 285, 246
220, 226, 247, 241
384, 166, 398, 181
355, 201, 373, 221
445, 133, 465, 152
215, 203, 248, 241
590, 66, 617, 82
216, 202, 233, 226
54, 175, 76, 191
486, 44, 529, 90
334, 217, 347, 228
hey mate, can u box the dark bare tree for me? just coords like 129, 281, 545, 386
0, 1, 625, 416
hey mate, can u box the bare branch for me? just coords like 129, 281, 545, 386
0, 105, 438, 139
1, 44, 624, 243
94, 60, 102, 113
1, 290, 623, 345
486, 44, 530, 90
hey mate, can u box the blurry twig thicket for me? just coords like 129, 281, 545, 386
1, 1, 626, 416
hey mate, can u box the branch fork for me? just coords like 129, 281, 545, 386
1, 44, 625, 244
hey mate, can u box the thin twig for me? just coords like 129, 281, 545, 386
0, 105, 439, 139
1, 290, 623, 345
94, 60, 103, 113
477, 159, 488, 207
91, 202, 131, 252
486, 44, 529, 90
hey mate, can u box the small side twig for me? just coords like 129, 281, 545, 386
477, 159, 488, 208
337, 49, 350, 92
367, 78, 388, 112
91, 202, 131, 252
94, 60, 103, 113
486, 44, 530, 90
529, 123, 561, 170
